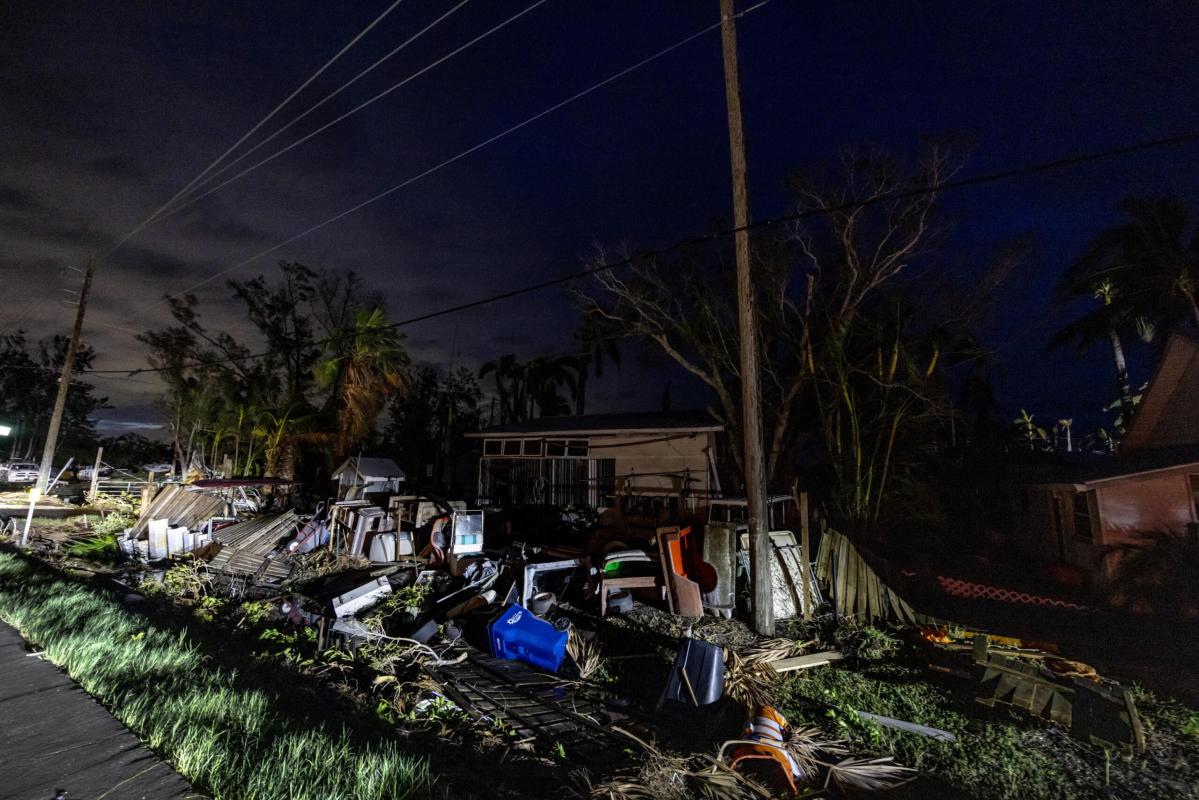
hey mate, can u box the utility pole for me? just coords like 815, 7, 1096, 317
719, 0, 773, 635
35, 259, 95, 494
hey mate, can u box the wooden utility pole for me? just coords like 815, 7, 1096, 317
800, 492, 813, 620
719, 0, 772, 635
35, 259, 95, 493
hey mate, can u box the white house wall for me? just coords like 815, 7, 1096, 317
596, 432, 714, 500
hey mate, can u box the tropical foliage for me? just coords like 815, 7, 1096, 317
138, 263, 410, 478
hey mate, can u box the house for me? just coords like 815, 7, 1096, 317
1011, 332, 1199, 582
331, 457, 405, 499
464, 410, 724, 514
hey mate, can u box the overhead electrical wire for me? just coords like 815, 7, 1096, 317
96, 0, 408, 263
158, 0, 552, 228
159, 0, 473, 215
77, 127, 1199, 378
176, 0, 774, 295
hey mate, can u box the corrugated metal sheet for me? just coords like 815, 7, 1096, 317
133, 485, 227, 538
208, 511, 301, 583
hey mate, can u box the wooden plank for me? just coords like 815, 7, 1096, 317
834, 531, 850, 616
799, 492, 813, 620
770, 650, 845, 673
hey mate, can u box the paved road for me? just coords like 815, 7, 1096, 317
0, 622, 198, 800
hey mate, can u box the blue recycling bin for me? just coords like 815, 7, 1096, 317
489, 603, 568, 672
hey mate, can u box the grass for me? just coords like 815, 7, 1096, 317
769, 632, 1199, 800
0, 551, 433, 800
773, 659, 1075, 800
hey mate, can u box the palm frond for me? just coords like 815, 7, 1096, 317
825, 756, 916, 792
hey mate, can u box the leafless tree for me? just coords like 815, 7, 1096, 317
579, 143, 1015, 531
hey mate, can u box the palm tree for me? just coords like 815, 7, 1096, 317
479, 354, 519, 424
572, 313, 621, 415
1055, 418, 1073, 452
1059, 197, 1199, 331
316, 308, 410, 462
1013, 409, 1046, 450
1054, 275, 1146, 422
525, 355, 577, 418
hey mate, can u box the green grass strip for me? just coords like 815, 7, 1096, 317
0, 552, 433, 800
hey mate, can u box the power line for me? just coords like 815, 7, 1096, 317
79, 126, 1199, 379
177, 0, 771, 295
161, 0, 473, 216
96, 0, 408, 264
160, 0, 552, 232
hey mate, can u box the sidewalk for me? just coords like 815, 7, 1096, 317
0, 622, 198, 800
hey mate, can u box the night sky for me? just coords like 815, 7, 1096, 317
3, 0, 1198, 438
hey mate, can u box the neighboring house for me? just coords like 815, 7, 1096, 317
332, 457, 405, 499
464, 410, 724, 513
1012, 332, 1199, 581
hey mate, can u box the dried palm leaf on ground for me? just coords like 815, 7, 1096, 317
825, 756, 916, 792
567, 730, 690, 800
568, 627, 604, 680
784, 724, 851, 778
725, 638, 815, 706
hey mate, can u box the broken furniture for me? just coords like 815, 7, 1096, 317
332, 577, 393, 618
658, 526, 705, 617
421, 509, 485, 566
723, 705, 805, 794
289, 516, 330, 554
974, 647, 1145, 754
660, 637, 724, 708
520, 557, 589, 608
598, 548, 662, 618
368, 530, 414, 562
489, 603, 567, 672
702, 522, 737, 618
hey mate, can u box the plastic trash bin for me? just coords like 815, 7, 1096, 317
488, 603, 567, 672
660, 638, 724, 707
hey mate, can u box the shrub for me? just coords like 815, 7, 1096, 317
835, 622, 900, 661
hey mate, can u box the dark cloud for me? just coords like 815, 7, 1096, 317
180, 210, 274, 246
87, 154, 146, 179
3, 0, 1199, 431
0, 184, 39, 210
